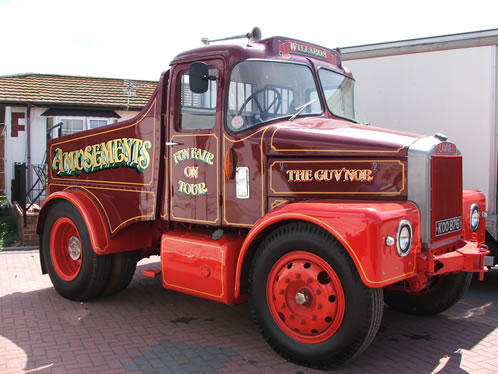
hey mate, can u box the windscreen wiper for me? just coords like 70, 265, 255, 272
289, 99, 318, 121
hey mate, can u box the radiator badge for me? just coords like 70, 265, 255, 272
436, 142, 457, 155
52, 138, 152, 176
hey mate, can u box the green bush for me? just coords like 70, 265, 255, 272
0, 204, 17, 248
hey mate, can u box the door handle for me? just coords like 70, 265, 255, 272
165, 141, 182, 146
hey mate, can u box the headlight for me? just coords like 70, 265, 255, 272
396, 220, 413, 257
470, 204, 480, 232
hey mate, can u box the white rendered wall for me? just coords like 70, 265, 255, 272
29, 107, 47, 164
345, 46, 496, 211
4, 106, 28, 204
3, 107, 140, 204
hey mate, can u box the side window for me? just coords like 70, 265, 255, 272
61, 118, 84, 136
180, 71, 217, 130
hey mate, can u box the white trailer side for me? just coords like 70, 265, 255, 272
342, 29, 498, 242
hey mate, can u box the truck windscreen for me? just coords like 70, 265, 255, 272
318, 68, 356, 122
227, 61, 323, 131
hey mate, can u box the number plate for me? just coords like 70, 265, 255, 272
435, 216, 462, 236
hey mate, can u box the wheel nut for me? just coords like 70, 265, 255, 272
317, 304, 323, 310
295, 290, 309, 306
279, 289, 284, 295
316, 289, 321, 295
296, 273, 301, 279
300, 319, 305, 325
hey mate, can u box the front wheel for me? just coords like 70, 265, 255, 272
384, 272, 472, 316
41, 200, 112, 301
249, 223, 383, 369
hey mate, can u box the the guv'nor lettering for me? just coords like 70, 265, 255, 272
435, 216, 462, 236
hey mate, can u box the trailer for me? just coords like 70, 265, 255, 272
342, 29, 498, 266
37, 28, 489, 368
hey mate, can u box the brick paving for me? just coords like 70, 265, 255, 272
1, 249, 497, 374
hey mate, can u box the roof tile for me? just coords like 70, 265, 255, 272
0, 73, 158, 109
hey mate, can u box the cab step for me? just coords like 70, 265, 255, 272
142, 269, 161, 278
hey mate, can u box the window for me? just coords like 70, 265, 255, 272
88, 119, 108, 129
318, 69, 356, 121
180, 71, 217, 130
57, 117, 111, 136
227, 61, 322, 132
61, 119, 84, 136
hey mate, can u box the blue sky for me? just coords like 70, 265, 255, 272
1, 0, 497, 80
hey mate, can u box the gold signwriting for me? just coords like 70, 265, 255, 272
52, 138, 152, 176
173, 147, 214, 166
174, 147, 215, 197
287, 168, 374, 183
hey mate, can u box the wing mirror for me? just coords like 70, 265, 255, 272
189, 62, 217, 94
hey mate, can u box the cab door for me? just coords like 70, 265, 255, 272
167, 59, 223, 225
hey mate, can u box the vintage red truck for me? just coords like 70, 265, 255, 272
37, 29, 489, 368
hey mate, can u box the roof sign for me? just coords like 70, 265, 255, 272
276, 39, 341, 68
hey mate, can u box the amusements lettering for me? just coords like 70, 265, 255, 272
52, 138, 152, 176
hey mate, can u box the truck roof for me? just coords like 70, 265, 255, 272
171, 36, 350, 76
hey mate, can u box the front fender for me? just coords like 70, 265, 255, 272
462, 190, 486, 245
234, 200, 421, 297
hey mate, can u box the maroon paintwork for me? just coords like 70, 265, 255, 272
47, 36, 427, 235
47, 72, 167, 236
46, 37, 423, 235
267, 118, 419, 157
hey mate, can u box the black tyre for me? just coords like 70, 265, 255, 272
384, 272, 472, 316
41, 200, 112, 301
101, 251, 139, 296
249, 222, 383, 369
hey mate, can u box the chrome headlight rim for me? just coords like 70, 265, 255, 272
470, 203, 480, 232
396, 220, 413, 257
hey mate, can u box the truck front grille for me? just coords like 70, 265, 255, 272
431, 155, 463, 243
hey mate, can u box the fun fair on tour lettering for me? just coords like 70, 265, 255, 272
173, 148, 215, 197
52, 138, 152, 176
286, 168, 374, 183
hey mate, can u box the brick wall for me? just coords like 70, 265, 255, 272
13, 202, 39, 246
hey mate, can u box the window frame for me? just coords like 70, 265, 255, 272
54, 116, 112, 137
317, 67, 358, 123
225, 59, 324, 134
177, 69, 219, 131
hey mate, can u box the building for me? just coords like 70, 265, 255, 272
0, 73, 157, 206
341, 28, 498, 241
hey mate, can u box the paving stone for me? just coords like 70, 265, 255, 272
1, 251, 497, 374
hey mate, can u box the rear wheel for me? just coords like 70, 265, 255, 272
41, 200, 111, 301
101, 251, 139, 296
384, 272, 472, 315
249, 222, 383, 369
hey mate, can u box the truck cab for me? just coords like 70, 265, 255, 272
37, 30, 489, 369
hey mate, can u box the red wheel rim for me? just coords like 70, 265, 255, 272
50, 217, 82, 281
267, 251, 345, 343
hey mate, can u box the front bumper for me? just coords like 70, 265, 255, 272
418, 239, 489, 279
